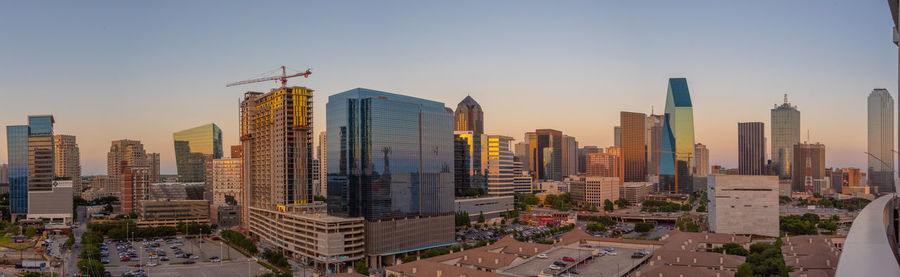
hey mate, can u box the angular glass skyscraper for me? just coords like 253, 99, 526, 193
868, 88, 894, 193
326, 88, 454, 258
173, 123, 222, 182
660, 78, 695, 194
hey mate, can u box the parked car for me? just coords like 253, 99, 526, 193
631, 252, 646, 259
562, 256, 575, 262
536, 254, 548, 259
183, 260, 195, 264
120, 257, 131, 262
548, 265, 561, 270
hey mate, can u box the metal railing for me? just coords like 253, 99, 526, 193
834, 193, 900, 276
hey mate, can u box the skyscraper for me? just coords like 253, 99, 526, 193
230, 145, 243, 159
212, 158, 242, 206
454, 95, 484, 135
621, 111, 647, 182
148, 153, 161, 183
867, 88, 895, 193
485, 135, 515, 196
738, 122, 766, 175
318, 131, 327, 197
514, 141, 530, 174
577, 146, 600, 174
53, 135, 81, 193
660, 78, 695, 194
529, 129, 563, 181
771, 94, 801, 179
121, 164, 150, 214
561, 135, 578, 177
27, 115, 54, 192
613, 126, 622, 147
693, 143, 709, 177
107, 139, 148, 182
454, 131, 485, 196
646, 114, 664, 177
326, 88, 454, 260
0, 164, 7, 187
241, 86, 314, 217
586, 147, 624, 186
792, 143, 826, 193
6, 115, 55, 216
173, 123, 223, 183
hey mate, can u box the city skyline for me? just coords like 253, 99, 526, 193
0, 1, 896, 175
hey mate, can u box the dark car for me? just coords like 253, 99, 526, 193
631, 252, 646, 259
553, 261, 568, 267
183, 260, 195, 264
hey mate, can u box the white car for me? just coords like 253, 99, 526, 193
536, 254, 548, 259
607, 251, 617, 256
548, 265, 561, 270
146, 262, 157, 267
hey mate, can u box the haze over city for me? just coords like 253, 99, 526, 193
0, 1, 895, 175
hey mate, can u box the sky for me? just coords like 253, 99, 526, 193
0, 1, 896, 175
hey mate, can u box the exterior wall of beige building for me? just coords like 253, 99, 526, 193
53, 135, 81, 194
708, 174, 779, 237
212, 158, 242, 206
620, 182, 652, 205
570, 176, 619, 207
248, 205, 365, 273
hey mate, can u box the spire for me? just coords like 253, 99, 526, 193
784, 93, 788, 104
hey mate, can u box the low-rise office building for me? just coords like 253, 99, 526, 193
27, 180, 74, 224
454, 195, 514, 222
708, 174, 779, 237
620, 182, 653, 206
210, 204, 241, 228
249, 204, 365, 273
569, 176, 619, 208
137, 199, 209, 227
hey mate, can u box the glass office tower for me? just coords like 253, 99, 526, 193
326, 88, 454, 260
867, 88, 894, 193
173, 123, 223, 182
660, 78, 695, 194
6, 115, 55, 215
6, 125, 29, 215
771, 94, 801, 179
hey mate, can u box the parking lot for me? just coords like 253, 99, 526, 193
504, 247, 595, 276
100, 237, 268, 277
503, 243, 650, 277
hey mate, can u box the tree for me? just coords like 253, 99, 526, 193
713, 243, 749, 256
354, 261, 369, 276
5, 224, 19, 235
313, 195, 326, 202
818, 220, 838, 233
24, 226, 36, 237
801, 213, 820, 225
735, 263, 753, 277
103, 203, 113, 213
586, 223, 606, 232
477, 211, 485, 223
634, 222, 654, 233
81, 244, 101, 261
455, 211, 471, 227
603, 199, 615, 212
614, 198, 630, 208
77, 259, 105, 277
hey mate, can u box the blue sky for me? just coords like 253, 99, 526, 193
0, 1, 896, 174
